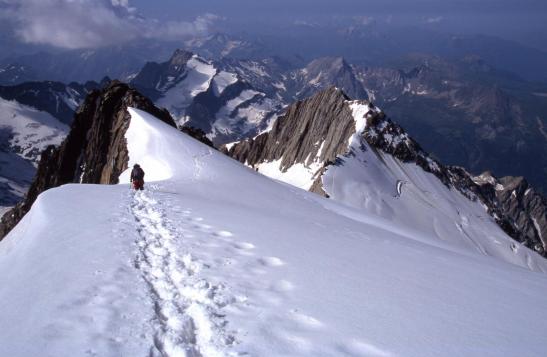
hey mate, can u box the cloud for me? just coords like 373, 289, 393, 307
1, 0, 218, 49
353, 15, 376, 26
145, 14, 220, 40
425, 16, 444, 24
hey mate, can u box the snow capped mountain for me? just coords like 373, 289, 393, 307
217, 56, 370, 104
0, 80, 104, 124
138, 50, 547, 195
131, 50, 284, 144
0, 98, 67, 164
0, 98, 66, 213
129, 51, 378, 146
185, 33, 264, 60
291, 57, 369, 100
0, 80, 102, 212
225, 87, 547, 259
0, 64, 36, 85
0, 94, 69, 212
2, 93, 547, 356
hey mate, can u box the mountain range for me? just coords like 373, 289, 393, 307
1, 50, 545, 252
127, 49, 547, 192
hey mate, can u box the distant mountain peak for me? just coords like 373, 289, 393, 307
169, 49, 195, 66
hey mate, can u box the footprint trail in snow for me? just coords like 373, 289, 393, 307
130, 188, 237, 356
128, 182, 337, 356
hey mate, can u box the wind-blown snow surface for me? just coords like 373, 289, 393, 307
2, 108, 547, 356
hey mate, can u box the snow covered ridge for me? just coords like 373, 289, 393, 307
3, 106, 547, 356
0, 82, 176, 239
226, 86, 547, 261
360, 107, 547, 256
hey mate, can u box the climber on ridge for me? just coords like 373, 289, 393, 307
130, 164, 145, 191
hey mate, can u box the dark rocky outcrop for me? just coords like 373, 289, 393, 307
0, 81, 176, 239
292, 57, 369, 101
180, 126, 216, 149
225, 86, 356, 172
472, 173, 547, 254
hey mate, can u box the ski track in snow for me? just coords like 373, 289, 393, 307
130, 187, 238, 357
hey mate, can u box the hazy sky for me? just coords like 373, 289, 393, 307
131, 0, 547, 50
1, 0, 546, 50
131, 0, 547, 21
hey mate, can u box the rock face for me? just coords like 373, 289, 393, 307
291, 57, 368, 101
225, 86, 547, 257
226, 87, 355, 171
472, 173, 547, 254
0, 81, 176, 239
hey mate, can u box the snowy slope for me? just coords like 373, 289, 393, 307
252, 100, 546, 271
2, 108, 547, 356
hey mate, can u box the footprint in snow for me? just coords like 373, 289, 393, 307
232, 242, 255, 256
193, 223, 212, 231
233, 242, 255, 250
214, 230, 233, 238
337, 339, 393, 357
258, 256, 285, 267
289, 309, 324, 329
271, 279, 294, 292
